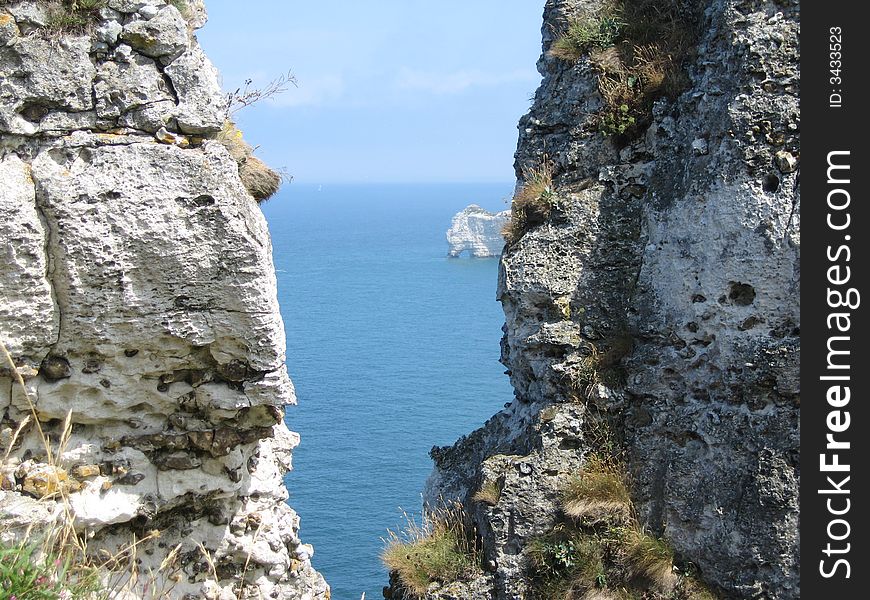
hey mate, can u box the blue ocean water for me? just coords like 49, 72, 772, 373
262, 183, 515, 599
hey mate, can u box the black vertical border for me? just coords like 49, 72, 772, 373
801, 2, 868, 598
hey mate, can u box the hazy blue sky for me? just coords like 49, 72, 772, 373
197, 1, 544, 183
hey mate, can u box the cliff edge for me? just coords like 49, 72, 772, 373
0, 1, 327, 598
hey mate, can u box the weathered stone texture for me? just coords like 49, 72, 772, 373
0, 2, 326, 598
419, 1, 799, 599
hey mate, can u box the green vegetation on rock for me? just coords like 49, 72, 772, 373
381, 504, 481, 599
549, 0, 701, 138
0, 540, 103, 600
527, 455, 719, 600
502, 158, 557, 246
45, 0, 105, 34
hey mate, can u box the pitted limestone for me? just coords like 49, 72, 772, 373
0, 2, 327, 598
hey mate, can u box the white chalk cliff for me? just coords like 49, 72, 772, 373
447, 204, 510, 257
0, 1, 327, 598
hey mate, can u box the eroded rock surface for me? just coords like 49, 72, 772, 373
413, 0, 800, 599
0, 2, 327, 598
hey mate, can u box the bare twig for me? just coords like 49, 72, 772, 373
225, 70, 298, 116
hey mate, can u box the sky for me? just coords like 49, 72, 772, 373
197, 1, 545, 183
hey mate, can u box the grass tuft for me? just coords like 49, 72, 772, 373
682, 577, 719, 600
503, 158, 556, 246
217, 121, 282, 202
574, 344, 607, 390
43, 0, 106, 34
572, 335, 632, 392
381, 503, 481, 599
562, 456, 631, 523
472, 479, 502, 506
624, 530, 677, 593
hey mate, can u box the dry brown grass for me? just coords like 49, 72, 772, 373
574, 344, 607, 390
682, 577, 719, 600
623, 529, 677, 593
217, 121, 281, 202
472, 479, 502, 506
581, 590, 634, 600
562, 456, 631, 523
2, 340, 100, 594
572, 334, 632, 392
240, 156, 281, 202
503, 158, 556, 246
594, 42, 672, 135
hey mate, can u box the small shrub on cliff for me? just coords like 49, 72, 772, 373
225, 71, 298, 117
381, 504, 480, 598
528, 525, 609, 598
526, 448, 719, 600
503, 159, 556, 246
528, 522, 686, 600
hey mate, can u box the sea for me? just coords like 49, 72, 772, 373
262, 183, 516, 599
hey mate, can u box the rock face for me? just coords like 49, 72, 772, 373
0, 2, 327, 598
415, 1, 800, 599
447, 204, 510, 257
